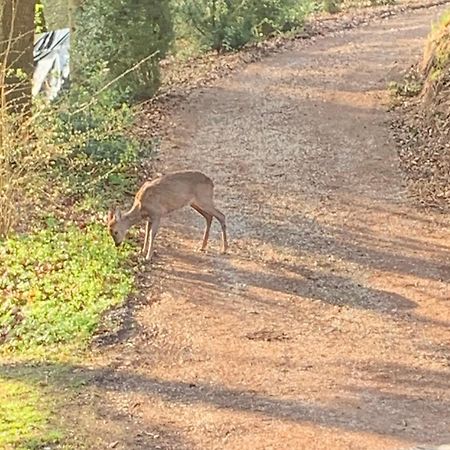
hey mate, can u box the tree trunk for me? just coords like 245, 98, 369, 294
68, 0, 82, 78
0, 0, 36, 113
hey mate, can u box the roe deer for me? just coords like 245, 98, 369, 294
107, 170, 228, 260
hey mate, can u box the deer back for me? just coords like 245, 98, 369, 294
137, 171, 213, 217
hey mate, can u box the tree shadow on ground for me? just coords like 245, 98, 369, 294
93, 205, 448, 349
0, 363, 194, 450
1, 360, 449, 444
152, 221, 448, 328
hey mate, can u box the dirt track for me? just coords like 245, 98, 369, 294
89, 6, 450, 449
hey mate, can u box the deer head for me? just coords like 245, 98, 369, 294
107, 207, 128, 247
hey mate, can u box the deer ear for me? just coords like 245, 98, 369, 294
114, 207, 122, 221
107, 209, 114, 222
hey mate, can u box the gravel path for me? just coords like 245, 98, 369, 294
89, 5, 450, 449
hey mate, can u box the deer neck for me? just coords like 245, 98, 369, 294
122, 204, 142, 227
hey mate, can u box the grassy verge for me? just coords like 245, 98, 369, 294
0, 361, 98, 449
0, 223, 134, 356
0, 219, 136, 448
0, 92, 142, 446
0, 202, 138, 447
0, 376, 61, 449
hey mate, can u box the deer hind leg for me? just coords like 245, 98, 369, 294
191, 204, 213, 251
193, 200, 228, 254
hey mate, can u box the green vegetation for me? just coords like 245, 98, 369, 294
1, 1, 146, 445
0, 97, 137, 446
47, 90, 142, 201
421, 10, 450, 85
74, 0, 173, 100
0, 223, 133, 355
41, 0, 68, 30
0, 48, 141, 450
173, 0, 316, 53
388, 75, 422, 98
322, 0, 341, 14
172, 0, 398, 54
0, 377, 61, 449
35, 1, 47, 34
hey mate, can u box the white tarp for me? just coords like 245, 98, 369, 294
33, 28, 70, 100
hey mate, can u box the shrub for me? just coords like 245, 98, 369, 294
46, 82, 142, 202
173, 0, 315, 53
0, 102, 65, 236
74, 0, 173, 100
421, 10, 450, 88
341, 0, 395, 8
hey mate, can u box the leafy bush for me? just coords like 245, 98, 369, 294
74, 0, 173, 100
35, 0, 47, 33
46, 84, 142, 201
173, 0, 315, 53
341, 0, 395, 8
0, 102, 65, 236
0, 83, 141, 237
0, 37, 141, 235
421, 10, 450, 85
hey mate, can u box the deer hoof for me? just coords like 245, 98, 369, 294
145, 250, 158, 261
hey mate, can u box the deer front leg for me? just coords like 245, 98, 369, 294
142, 220, 151, 256
145, 217, 160, 261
